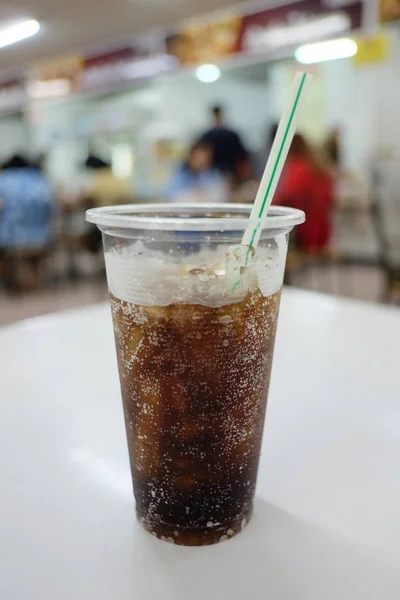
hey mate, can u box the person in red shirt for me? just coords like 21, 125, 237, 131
273, 134, 334, 254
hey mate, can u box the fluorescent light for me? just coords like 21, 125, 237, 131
195, 64, 221, 83
0, 19, 40, 50
27, 79, 71, 99
295, 38, 357, 64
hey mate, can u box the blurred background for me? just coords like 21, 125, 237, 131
0, 0, 400, 325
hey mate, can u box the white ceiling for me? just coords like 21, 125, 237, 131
0, 0, 253, 77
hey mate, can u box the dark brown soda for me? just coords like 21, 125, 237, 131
110, 288, 281, 545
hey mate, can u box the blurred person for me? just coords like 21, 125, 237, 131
199, 105, 249, 181
85, 153, 110, 170
78, 153, 131, 255
273, 134, 334, 254
0, 154, 53, 290
2, 155, 29, 170
323, 127, 341, 173
164, 140, 226, 202
84, 154, 131, 207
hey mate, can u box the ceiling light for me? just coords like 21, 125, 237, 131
195, 64, 221, 83
0, 19, 40, 50
295, 38, 357, 64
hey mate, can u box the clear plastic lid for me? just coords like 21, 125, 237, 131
86, 203, 305, 233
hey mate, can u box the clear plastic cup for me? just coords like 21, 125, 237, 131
86, 203, 304, 546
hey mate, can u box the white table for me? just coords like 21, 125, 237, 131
1, 288, 399, 599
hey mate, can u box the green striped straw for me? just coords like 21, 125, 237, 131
241, 71, 312, 255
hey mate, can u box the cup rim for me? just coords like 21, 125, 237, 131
86, 203, 305, 232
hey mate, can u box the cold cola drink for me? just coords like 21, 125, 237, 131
110, 283, 280, 545
85, 203, 305, 546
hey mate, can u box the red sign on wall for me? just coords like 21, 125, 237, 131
238, 0, 363, 56
166, 0, 364, 65
81, 35, 176, 93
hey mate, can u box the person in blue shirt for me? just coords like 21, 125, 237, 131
164, 140, 223, 202
0, 154, 53, 290
0, 154, 53, 248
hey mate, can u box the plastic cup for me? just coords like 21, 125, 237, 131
86, 203, 304, 546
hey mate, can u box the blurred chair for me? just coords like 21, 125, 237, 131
373, 156, 400, 304
56, 194, 102, 281
285, 174, 383, 301
0, 164, 53, 292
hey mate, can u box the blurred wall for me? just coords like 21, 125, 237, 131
325, 27, 400, 178
270, 26, 400, 179
152, 70, 272, 150
4, 25, 400, 187
0, 116, 29, 163
28, 97, 88, 182
26, 69, 272, 188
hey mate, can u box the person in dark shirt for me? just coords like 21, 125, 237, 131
200, 105, 249, 179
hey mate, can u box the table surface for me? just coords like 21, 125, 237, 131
1, 288, 399, 599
